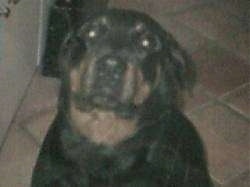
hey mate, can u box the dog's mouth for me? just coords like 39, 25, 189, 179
70, 56, 152, 117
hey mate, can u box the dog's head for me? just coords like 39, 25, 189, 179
59, 9, 196, 118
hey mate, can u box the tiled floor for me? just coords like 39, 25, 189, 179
0, 0, 249, 186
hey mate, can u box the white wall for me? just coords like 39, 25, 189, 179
0, 0, 42, 146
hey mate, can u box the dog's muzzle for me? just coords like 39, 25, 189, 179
72, 53, 150, 114
93, 55, 126, 101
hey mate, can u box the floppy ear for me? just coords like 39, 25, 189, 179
168, 37, 197, 93
149, 24, 196, 94
149, 33, 196, 108
56, 32, 87, 112
58, 32, 86, 79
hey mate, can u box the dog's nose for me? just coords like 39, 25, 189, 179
106, 58, 118, 67
94, 56, 126, 94
89, 56, 126, 103
103, 57, 123, 70
97, 56, 126, 77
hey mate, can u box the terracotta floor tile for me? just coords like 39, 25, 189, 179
223, 31, 250, 61
175, 5, 239, 38
222, 83, 250, 118
215, 0, 250, 27
23, 107, 57, 145
0, 125, 38, 187
158, 19, 207, 54
226, 171, 250, 187
109, 0, 207, 15
189, 103, 250, 185
213, 181, 221, 187
175, 5, 249, 60
14, 72, 59, 127
183, 84, 211, 112
192, 44, 250, 96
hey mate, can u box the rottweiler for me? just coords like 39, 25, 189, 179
31, 8, 213, 187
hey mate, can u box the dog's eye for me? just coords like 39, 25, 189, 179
85, 26, 102, 40
86, 23, 109, 40
79, 20, 109, 41
139, 34, 160, 51
88, 30, 98, 39
141, 38, 150, 48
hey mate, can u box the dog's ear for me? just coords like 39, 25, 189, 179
170, 43, 197, 93
58, 32, 86, 78
166, 34, 196, 93
149, 33, 196, 108
57, 33, 87, 111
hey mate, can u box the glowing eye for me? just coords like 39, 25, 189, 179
135, 23, 144, 32
139, 34, 161, 51
142, 39, 150, 48
88, 30, 97, 38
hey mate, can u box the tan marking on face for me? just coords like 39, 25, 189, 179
70, 58, 89, 92
121, 64, 136, 103
84, 58, 97, 93
134, 70, 151, 105
70, 69, 80, 92
134, 64, 162, 105
153, 64, 162, 88
70, 56, 97, 93
70, 102, 137, 146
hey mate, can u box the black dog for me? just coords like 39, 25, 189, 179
32, 9, 213, 187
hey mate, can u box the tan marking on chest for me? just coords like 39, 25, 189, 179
70, 103, 138, 146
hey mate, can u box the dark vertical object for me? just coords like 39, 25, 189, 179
41, 0, 108, 78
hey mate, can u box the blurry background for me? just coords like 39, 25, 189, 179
0, 0, 249, 186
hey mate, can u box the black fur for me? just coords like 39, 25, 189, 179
41, 0, 108, 77
32, 9, 213, 187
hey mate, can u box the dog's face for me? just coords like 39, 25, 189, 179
60, 9, 195, 118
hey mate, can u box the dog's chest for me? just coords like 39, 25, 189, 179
70, 106, 138, 146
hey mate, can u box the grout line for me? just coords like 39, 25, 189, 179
185, 76, 250, 119
186, 85, 250, 122
186, 86, 218, 115
219, 82, 250, 99
17, 106, 57, 147
189, 93, 250, 122
218, 100, 250, 122
218, 83, 250, 121
19, 124, 41, 147
0, 69, 38, 152
223, 169, 250, 187
17, 106, 57, 127
210, 174, 221, 187
186, 100, 215, 116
